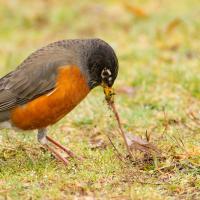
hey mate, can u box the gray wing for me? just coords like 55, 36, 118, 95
0, 40, 75, 112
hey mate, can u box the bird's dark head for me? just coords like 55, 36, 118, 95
85, 39, 118, 90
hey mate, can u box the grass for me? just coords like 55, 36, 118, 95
0, 0, 200, 199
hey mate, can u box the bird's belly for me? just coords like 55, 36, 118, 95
10, 66, 90, 130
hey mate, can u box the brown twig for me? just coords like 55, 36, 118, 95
107, 100, 133, 159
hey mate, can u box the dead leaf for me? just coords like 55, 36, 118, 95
89, 138, 107, 150
166, 18, 182, 33
125, 132, 160, 155
124, 3, 148, 18
173, 146, 200, 162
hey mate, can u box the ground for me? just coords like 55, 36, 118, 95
0, 0, 200, 199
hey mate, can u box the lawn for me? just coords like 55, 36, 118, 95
0, 0, 200, 199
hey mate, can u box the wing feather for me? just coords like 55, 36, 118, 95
0, 40, 76, 112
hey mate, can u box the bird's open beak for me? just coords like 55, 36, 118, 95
101, 82, 115, 102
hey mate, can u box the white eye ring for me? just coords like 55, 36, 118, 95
101, 68, 112, 78
107, 69, 111, 75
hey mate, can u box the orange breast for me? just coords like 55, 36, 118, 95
11, 66, 90, 130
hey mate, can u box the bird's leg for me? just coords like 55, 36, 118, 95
37, 128, 69, 165
46, 135, 82, 160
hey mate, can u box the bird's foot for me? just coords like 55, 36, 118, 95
46, 135, 83, 161
38, 128, 82, 165
44, 143, 69, 165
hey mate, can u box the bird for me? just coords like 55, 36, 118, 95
0, 38, 118, 164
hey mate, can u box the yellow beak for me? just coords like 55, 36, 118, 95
102, 83, 115, 102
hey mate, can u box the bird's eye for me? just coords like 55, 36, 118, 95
101, 68, 112, 78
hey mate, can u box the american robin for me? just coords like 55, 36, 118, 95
0, 39, 118, 164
